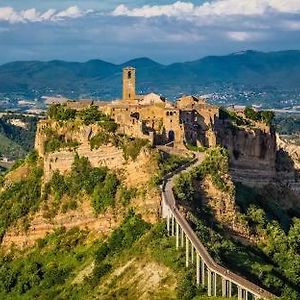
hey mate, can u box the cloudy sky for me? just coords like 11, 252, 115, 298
0, 0, 299, 64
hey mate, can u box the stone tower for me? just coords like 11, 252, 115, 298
123, 67, 136, 101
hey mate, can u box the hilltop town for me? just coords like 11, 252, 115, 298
38, 67, 277, 188
1, 67, 300, 299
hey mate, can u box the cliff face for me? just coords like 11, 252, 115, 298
216, 120, 277, 187
1, 120, 161, 249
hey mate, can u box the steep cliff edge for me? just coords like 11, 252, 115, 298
215, 111, 277, 187
1, 117, 163, 249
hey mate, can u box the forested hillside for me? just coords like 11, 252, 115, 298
0, 114, 38, 161
174, 147, 300, 299
0, 50, 300, 106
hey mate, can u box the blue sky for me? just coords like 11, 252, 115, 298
0, 0, 300, 64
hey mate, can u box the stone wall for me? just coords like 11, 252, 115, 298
43, 145, 125, 181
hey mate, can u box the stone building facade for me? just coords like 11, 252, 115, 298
77, 67, 220, 148
44, 67, 278, 187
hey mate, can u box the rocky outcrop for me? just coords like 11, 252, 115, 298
216, 121, 277, 186
43, 145, 125, 181
2, 198, 118, 249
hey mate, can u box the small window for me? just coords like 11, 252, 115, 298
166, 112, 170, 116
128, 71, 132, 79
170, 112, 173, 116
128, 93, 131, 98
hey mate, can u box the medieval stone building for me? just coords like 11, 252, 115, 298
88, 67, 219, 148
56, 67, 277, 187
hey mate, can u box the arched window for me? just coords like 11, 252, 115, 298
128, 71, 132, 79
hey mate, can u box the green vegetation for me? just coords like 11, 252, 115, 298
0, 132, 26, 160
174, 147, 300, 298
0, 114, 38, 160
244, 107, 275, 125
219, 107, 249, 126
48, 104, 76, 121
152, 152, 190, 186
90, 132, 149, 161
0, 155, 42, 240
194, 147, 231, 192
45, 154, 120, 215
274, 114, 300, 135
186, 143, 207, 152
121, 137, 149, 161
92, 173, 119, 214
48, 104, 118, 132
0, 212, 151, 299
43, 127, 80, 153
219, 107, 275, 127
118, 185, 137, 206
90, 131, 113, 150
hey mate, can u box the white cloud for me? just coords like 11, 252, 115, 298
112, 0, 300, 18
0, 6, 91, 23
283, 20, 300, 30
227, 31, 256, 41
54, 6, 84, 20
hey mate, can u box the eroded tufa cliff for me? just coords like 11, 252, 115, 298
216, 117, 277, 187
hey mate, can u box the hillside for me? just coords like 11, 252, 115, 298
1, 50, 300, 106
1, 105, 300, 299
0, 114, 38, 161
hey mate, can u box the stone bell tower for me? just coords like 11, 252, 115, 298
122, 67, 136, 101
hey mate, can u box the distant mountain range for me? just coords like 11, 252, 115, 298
0, 50, 300, 106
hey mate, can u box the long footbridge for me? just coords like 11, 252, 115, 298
160, 156, 276, 300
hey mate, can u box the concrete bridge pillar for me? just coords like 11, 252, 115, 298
213, 272, 217, 296
238, 286, 243, 300
228, 281, 232, 298
222, 278, 226, 297
245, 290, 249, 300
167, 213, 170, 235
185, 236, 189, 267
176, 222, 179, 249
171, 215, 175, 236
207, 269, 212, 296
191, 244, 194, 264
196, 254, 200, 286
201, 259, 205, 285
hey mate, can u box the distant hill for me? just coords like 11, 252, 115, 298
0, 50, 300, 104
0, 115, 38, 161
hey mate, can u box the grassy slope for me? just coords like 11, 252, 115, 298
0, 220, 235, 300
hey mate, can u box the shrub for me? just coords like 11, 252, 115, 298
244, 107, 274, 125
193, 147, 230, 192
176, 270, 199, 300
174, 173, 194, 204
43, 129, 79, 153
92, 173, 119, 213
90, 132, 110, 149
119, 185, 137, 206
121, 138, 149, 161
79, 106, 103, 125
48, 104, 76, 121
0, 165, 43, 240
99, 120, 118, 133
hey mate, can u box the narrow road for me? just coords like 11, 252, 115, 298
162, 153, 276, 299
